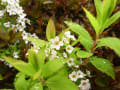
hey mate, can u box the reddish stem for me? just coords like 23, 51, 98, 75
91, 36, 99, 52
91, 30, 101, 52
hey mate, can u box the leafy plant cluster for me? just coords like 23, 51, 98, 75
0, 0, 120, 89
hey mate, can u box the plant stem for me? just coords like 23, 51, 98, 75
91, 36, 99, 52
91, 30, 101, 52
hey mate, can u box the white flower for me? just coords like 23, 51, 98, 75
0, 10, 5, 17
4, 22, 11, 28
13, 52, 19, 59
51, 50, 59, 59
64, 31, 71, 38
50, 36, 64, 50
67, 58, 74, 67
78, 79, 91, 90
64, 31, 76, 40
74, 65, 79, 68
69, 71, 78, 82
70, 35, 76, 40
33, 46, 40, 53
62, 37, 69, 43
77, 70, 85, 79
63, 52, 67, 58
66, 45, 74, 53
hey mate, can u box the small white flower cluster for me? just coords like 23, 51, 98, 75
79, 79, 91, 90
67, 58, 80, 68
0, 0, 36, 47
50, 36, 64, 50
0, 0, 40, 54
44, 31, 76, 60
69, 70, 85, 82
0, 0, 30, 32
69, 70, 91, 90
24, 33, 40, 54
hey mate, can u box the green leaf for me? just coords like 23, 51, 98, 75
57, 66, 68, 78
65, 21, 93, 51
94, 0, 102, 24
30, 82, 43, 90
83, 8, 100, 35
28, 36, 47, 47
3, 56, 36, 76
102, 11, 120, 30
42, 59, 67, 78
107, 0, 116, 17
46, 19, 56, 41
33, 69, 42, 80
96, 37, 120, 56
14, 73, 28, 90
36, 47, 46, 69
90, 56, 115, 79
28, 49, 38, 71
101, 0, 116, 24
0, 74, 3, 80
77, 50, 93, 58
46, 75, 78, 90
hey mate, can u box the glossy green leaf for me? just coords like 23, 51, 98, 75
3, 56, 36, 76
77, 50, 93, 58
101, 0, 116, 24
42, 59, 67, 78
28, 49, 38, 71
102, 11, 120, 31
28, 36, 47, 47
83, 8, 100, 35
96, 37, 120, 56
94, 0, 102, 24
65, 21, 93, 51
30, 82, 43, 90
33, 69, 42, 80
90, 56, 115, 79
14, 73, 28, 90
36, 47, 46, 69
46, 75, 78, 90
46, 19, 56, 41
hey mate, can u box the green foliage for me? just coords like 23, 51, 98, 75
28, 36, 47, 47
102, 11, 120, 30
46, 75, 78, 90
2, 0, 120, 89
90, 56, 115, 79
46, 19, 56, 41
94, 0, 102, 23
36, 47, 46, 69
3, 49, 78, 90
101, 0, 116, 23
28, 49, 39, 71
3, 56, 36, 76
96, 37, 120, 56
83, 8, 100, 35
84, 0, 120, 34
76, 50, 93, 58
14, 73, 28, 90
65, 21, 93, 51
30, 82, 43, 90
42, 59, 68, 78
